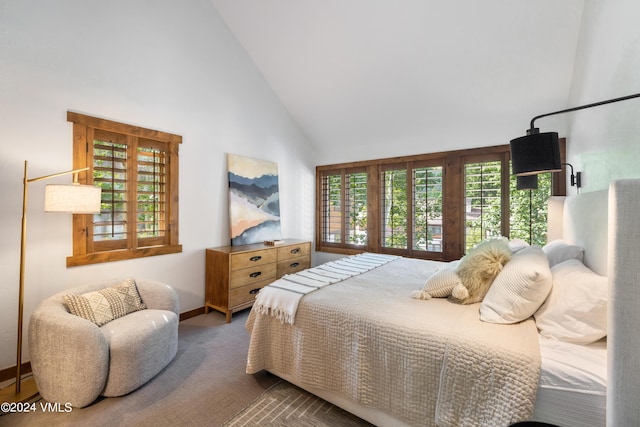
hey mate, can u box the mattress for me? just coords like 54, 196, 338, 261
533, 336, 607, 427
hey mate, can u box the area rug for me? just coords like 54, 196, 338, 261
222, 380, 373, 426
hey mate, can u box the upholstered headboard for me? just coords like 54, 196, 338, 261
547, 180, 640, 426
607, 180, 640, 426
547, 189, 609, 276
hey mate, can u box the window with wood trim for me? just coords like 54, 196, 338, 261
67, 112, 182, 266
380, 162, 444, 255
316, 143, 565, 261
463, 158, 504, 251
320, 168, 368, 247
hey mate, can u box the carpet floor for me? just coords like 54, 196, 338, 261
222, 380, 372, 427
0, 310, 279, 427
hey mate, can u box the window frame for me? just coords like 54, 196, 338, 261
67, 112, 182, 267
316, 142, 566, 261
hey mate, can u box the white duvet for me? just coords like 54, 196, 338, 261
246, 257, 541, 426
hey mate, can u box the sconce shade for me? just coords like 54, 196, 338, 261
510, 131, 562, 176
516, 174, 538, 190
44, 184, 101, 213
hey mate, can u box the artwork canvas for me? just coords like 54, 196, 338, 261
227, 153, 281, 245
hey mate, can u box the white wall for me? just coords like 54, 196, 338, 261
0, 0, 316, 369
565, 1, 640, 192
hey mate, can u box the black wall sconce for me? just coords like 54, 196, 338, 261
563, 162, 581, 188
510, 92, 640, 181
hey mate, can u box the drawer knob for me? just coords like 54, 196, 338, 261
249, 288, 261, 295
249, 271, 262, 278
290, 262, 299, 268
290, 248, 300, 254
250, 255, 262, 262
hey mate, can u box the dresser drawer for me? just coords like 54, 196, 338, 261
277, 256, 311, 277
277, 243, 310, 261
230, 249, 276, 271
229, 280, 271, 307
230, 263, 277, 288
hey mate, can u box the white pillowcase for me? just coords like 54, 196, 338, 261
480, 246, 552, 324
542, 239, 584, 267
412, 266, 461, 300
534, 259, 607, 344
507, 238, 530, 253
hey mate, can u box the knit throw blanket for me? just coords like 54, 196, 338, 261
253, 253, 398, 324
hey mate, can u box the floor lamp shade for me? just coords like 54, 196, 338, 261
510, 132, 562, 176
44, 184, 101, 213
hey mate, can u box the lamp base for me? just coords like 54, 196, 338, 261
0, 377, 39, 404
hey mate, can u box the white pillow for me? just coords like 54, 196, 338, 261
480, 246, 552, 324
534, 259, 607, 344
542, 239, 584, 267
508, 238, 530, 253
412, 267, 461, 300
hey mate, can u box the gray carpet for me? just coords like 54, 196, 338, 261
0, 310, 278, 427
223, 380, 372, 427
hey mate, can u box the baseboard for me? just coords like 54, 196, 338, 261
0, 362, 31, 383
179, 306, 206, 321
1, 306, 208, 383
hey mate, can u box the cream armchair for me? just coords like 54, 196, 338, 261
28, 278, 179, 408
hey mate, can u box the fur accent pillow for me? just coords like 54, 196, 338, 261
64, 278, 146, 326
453, 239, 512, 304
412, 266, 462, 300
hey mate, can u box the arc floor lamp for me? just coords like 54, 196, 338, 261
0, 161, 101, 403
510, 92, 640, 177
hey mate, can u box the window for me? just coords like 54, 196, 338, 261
67, 112, 181, 266
320, 168, 368, 247
464, 159, 503, 251
509, 172, 552, 246
316, 143, 565, 260
379, 162, 444, 254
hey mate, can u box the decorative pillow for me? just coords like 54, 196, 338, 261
508, 238, 530, 254
412, 267, 462, 300
542, 239, 584, 267
64, 278, 147, 326
534, 259, 607, 344
453, 239, 512, 304
480, 246, 552, 324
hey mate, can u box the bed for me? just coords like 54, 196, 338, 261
245, 179, 640, 426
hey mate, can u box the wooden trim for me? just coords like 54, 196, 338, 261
366, 164, 380, 253
67, 244, 182, 267
0, 362, 31, 383
316, 144, 511, 172
443, 154, 463, 260
553, 138, 568, 196
168, 141, 180, 246
67, 111, 182, 144
180, 306, 206, 321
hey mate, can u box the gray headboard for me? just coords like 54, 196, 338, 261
548, 189, 609, 276
547, 180, 640, 426
607, 179, 640, 426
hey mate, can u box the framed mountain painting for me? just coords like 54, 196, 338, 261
227, 153, 281, 245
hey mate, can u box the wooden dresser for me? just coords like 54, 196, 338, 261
205, 239, 311, 322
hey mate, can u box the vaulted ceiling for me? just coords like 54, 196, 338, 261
211, 1, 584, 156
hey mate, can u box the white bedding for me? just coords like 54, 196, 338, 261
246, 257, 541, 427
533, 337, 607, 426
